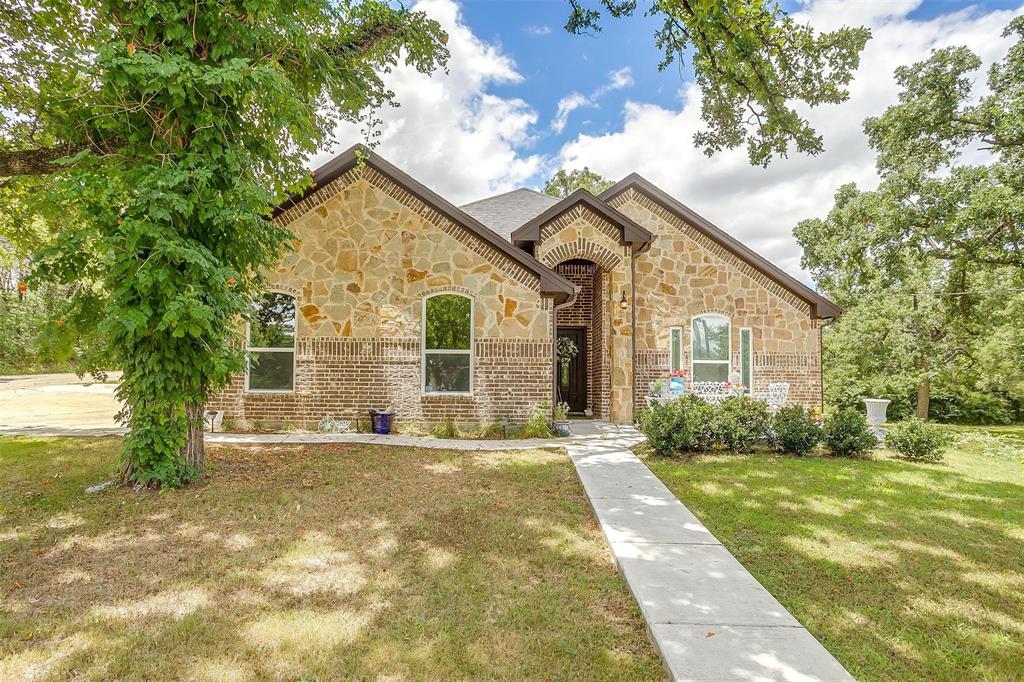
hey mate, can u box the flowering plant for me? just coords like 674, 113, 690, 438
668, 369, 687, 378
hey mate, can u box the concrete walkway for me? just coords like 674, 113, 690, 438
565, 421, 852, 682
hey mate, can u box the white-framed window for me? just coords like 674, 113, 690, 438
246, 292, 297, 392
740, 327, 753, 394
422, 292, 473, 394
691, 314, 730, 383
669, 327, 684, 372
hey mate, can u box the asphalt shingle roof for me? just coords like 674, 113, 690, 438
459, 188, 560, 242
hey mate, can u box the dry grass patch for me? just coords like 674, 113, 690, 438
0, 437, 660, 680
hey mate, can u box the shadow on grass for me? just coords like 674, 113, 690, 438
647, 449, 1024, 681
0, 438, 660, 680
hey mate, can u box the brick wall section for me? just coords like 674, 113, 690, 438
208, 338, 553, 428
592, 268, 609, 419
554, 262, 595, 412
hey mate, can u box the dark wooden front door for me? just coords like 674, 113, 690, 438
557, 326, 587, 414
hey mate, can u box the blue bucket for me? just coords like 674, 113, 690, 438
368, 409, 395, 435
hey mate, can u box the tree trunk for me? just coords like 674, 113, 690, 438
182, 401, 206, 472
916, 359, 930, 420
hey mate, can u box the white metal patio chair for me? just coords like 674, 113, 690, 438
760, 383, 790, 413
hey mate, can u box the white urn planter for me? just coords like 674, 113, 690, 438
863, 398, 891, 441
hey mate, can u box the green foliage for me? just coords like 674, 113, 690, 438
543, 167, 614, 197
424, 294, 471, 350
519, 402, 554, 439
431, 418, 460, 440
1, 1, 448, 486
822, 409, 877, 458
0, 285, 112, 375
885, 419, 953, 462
771, 406, 822, 456
564, 1, 869, 166
637, 396, 716, 456
955, 431, 1023, 463
478, 422, 507, 440
798, 23, 1024, 423
712, 396, 771, 453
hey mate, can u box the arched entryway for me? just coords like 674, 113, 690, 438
554, 259, 609, 418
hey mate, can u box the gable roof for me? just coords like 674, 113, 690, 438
509, 189, 654, 248
599, 174, 841, 319
460, 188, 561, 241
273, 145, 576, 304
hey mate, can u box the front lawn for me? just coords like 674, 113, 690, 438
0, 438, 661, 680
645, 434, 1024, 681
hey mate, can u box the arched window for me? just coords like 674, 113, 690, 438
246, 292, 296, 392
691, 314, 730, 383
422, 293, 473, 394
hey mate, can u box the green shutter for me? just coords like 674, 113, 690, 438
740, 328, 752, 393
670, 328, 682, 372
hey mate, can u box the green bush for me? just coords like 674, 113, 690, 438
885, 419, 953, 462
771, 406, 821, 455
822, 408, 877, 457
519, 402, 554, 439
713, 396, 772, 453
431, 418, 460, 439
637, 396, 716, 456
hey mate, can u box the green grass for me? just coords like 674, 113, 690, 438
0, 438, 660, 681
644, 433, 1024, 681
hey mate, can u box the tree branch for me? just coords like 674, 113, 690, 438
0, 140, 121, 178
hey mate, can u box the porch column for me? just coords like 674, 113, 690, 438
608, 244, 634, 423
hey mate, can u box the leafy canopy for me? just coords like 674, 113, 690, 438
543, 167, 614, 197
0, 0, 448, 486
795, 19, 1024, 423
565, 0, 870, 165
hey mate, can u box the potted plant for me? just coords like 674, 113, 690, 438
552, 401, 572, 436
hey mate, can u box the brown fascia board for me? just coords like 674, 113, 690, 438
272, 144, 577, 304
509, 189, 654, 248
599, 174, 842, 319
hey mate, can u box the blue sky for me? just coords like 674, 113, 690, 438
322, 0, 1024, 280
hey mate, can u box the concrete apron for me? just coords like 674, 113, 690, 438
565, 422, 853, 682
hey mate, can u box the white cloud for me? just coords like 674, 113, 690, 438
550, 67, 634, 133
552, 92, 590, 134
312, 0, 542, 203
524, 25, 552, 36
556, 3, 1024, 281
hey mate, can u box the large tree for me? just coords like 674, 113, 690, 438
543, 167, 614, 197
0, 0, 449, 486
796, 19, 1024, 419
564, 0, 870, 165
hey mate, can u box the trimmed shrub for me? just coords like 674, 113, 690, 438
771, 406, 821, 455
519, 402, 554, 439
713, 396, 772, 453
637, 396, 716, 456
431, 418, 460, 439
822, 408, 876, 457
885, 419, 953, 462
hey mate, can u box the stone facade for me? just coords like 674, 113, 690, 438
210, 149, 831, 428
208, 167, 554, 428
608, 188, 822, 411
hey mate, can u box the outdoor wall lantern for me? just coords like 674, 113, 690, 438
619, 290, 629, 309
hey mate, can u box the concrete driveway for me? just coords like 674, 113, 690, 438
0, 372, 122, 434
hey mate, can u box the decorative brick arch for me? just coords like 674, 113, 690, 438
539, 238, 622, 272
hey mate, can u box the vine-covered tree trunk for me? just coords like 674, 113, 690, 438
183, 402, 205, 472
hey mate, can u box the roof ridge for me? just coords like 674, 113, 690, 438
459, 186, 554, 208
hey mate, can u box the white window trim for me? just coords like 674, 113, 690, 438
740, 327, 753, 395
668, 326, 684, 372
691, 314, 731, 383
421, 292, 474, 396
244, 294, 297, 394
